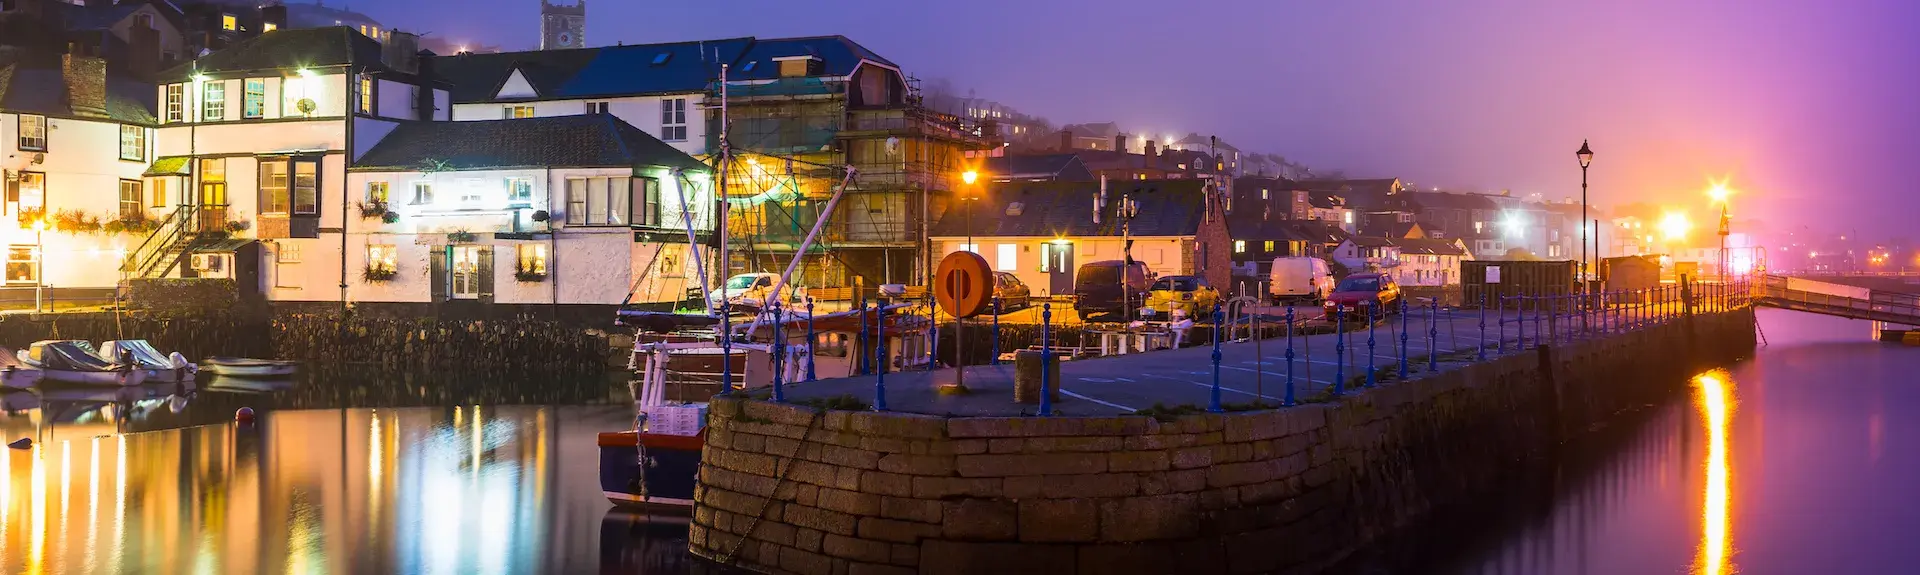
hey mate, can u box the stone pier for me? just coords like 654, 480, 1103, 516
689, 309, 1757, 574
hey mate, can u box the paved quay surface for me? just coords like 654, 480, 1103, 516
775, 305, 1669, 416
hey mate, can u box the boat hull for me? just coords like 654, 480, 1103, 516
203, 363, 297, 378
39, 368, 147, 387
598, 431, 702, 511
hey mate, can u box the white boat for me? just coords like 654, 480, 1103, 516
97, 340, 197, 383
0, 347, 43, 389
205, 374, 297, 393
201, 357, 298, 378
17, 340, 147, 387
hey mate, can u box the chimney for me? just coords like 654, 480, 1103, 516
414, 50, 437, 120
1144, 140, 1158, 158
128, 20, 161, 75
383, 30, 420, 74
1113, 133, 1127, 154
261, 4, 288, 32
1058, 129, 1073, 152
62, 47, 108, 119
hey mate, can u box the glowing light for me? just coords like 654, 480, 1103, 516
1694, 370, 1735, 575
1659, 212, 1692, 242
961, 170, 978, 185
296, 68, 316, 77
1707, 181, 1734, 204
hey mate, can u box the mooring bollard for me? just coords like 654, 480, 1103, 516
772, 301, 786, 402
1478, 294, 1487, 362
1040, 303, 1054, 417
1428, 298, 1440, 371
806, 299, 818, 382
1334, 305, 1346, 397
1366, 303, 1378, 388
873, 303, 888, 411
1398, 297, 1410, 378
1285, 305, 1296, 407
991, 297, 1001, 366
1210, 303, 1224, 413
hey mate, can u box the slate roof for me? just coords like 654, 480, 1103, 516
432, 35, 889, 104
0, 63, 158, 124
1395, 238, 1469, 256
57, 1, 148, 31
159, 26, 389, 81
927, 180, 1209, 239
1281, 220, 1350, 245
991, 154, 1091, 181
350, 114, 709, 172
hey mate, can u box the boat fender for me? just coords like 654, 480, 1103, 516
236, 407, 256, 425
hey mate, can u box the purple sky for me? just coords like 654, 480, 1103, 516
362, 0, 1919, 239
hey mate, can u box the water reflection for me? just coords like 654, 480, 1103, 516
1694, 370, 1733, 575
0, 390, 687, 574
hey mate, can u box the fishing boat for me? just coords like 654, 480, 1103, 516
202, 357, 298, 378
17, 340, 146, 386
97, 340, 197, 383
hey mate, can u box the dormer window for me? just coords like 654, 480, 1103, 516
651, 53, 671, 66
740, 61, 757, 72
773, 56, 822, 78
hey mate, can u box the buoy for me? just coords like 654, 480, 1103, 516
236, 407, 256, 424
7, 438, 31, 450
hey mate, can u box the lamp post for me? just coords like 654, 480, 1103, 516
31, 218, 46, 313
1576, 141, 1593, 318
1710, 185, 1731, 282
961, 170, 979, 251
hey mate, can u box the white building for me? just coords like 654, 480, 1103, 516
342, 115, 712, 309
0, 52, 158, 298
148, 27, 449, 301
1333, 236, 1472, 286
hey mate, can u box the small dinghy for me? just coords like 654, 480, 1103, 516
202, 357, 297, 378
18, 340, 145, 387
0, 347, 42, 389
205, 374, 297, 394
97, 340, 196, 384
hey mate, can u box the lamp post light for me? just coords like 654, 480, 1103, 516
961, 170, 979, 251
1576, 140, 1593, 321
31, 218, 46, 313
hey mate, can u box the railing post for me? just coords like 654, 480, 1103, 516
1284, 305, 1296, 407
772, 301, 786, 402
1210, 303, 1224, 412
1366, 303, 1378, 388
1040, 302, 1054, 417
1428, 298, 1439, 372
873, 303, 888, 411
1517, 295, 1526, 350
720, 301, 734, 395
1334, 305, 1346, 397
1477, 293, 1487, 362
1497, 295, 1507, 354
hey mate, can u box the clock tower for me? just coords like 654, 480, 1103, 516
540, 0, 586, 50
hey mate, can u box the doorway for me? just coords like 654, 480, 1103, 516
1043, 242, 1074, 296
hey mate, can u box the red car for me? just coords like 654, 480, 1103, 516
1323, 273, 1401, 321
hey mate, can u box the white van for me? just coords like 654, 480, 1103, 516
1268, 257, 1334, 304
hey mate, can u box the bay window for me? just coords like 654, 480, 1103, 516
564, 176, 633, 226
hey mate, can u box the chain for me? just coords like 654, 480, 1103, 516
719, 409, 823, 566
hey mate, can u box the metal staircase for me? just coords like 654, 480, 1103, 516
122, 205, 202, 278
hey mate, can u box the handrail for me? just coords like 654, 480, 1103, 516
122, 204, 199, 277
1754, 273, 1920, 322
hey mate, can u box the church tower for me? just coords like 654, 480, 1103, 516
540, 0, 586, 50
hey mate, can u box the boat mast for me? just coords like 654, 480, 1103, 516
715, 63, 731, 312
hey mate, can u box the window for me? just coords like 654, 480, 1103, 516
517, 244, 547, 275
586, 101, 609, 114
221, 14, 236, 31
274, 243, 301, 288
996, 244, 1017, 272
1038, 244, 1051, 272
15, 172, 45, 214
243, 78, 265, 118
412, 182, 433, 205
505, 106, 534, 119
450, 245, 482, 299
564, 177, 633, 225
6, 247, 36, 284
1263, 240, 1275, 252
358, 74, 375, 115
118, 180, 142, 220
1343, 212, 1354, 224
135, 13, 153, 29
165, 84, 184, 122
635, 177, 660, 226
1233, 240, 1246, 253
198, 159, 225, 207
118, 124, 144, 161
17, 115, 46, 151
259, 160, 289, 213
660, 98, 687, 141
263, 22, 277, 33
366, 182, 389, 203
293, 160, 318, 214
149, 179, 167, 207
202, 81, 225, 121
367, 244, 397, 273
506, 177, 533, 206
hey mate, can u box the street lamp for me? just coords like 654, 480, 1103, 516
961, 170, 979, 252
1575, 140, 1593, 296
1709, 184, 1732, 282
31, 218, 46, 313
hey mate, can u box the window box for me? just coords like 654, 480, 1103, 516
362, 265, 397, 282
357, 199, 390, 219
513, 269, 548, 282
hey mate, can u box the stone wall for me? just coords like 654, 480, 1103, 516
690, 309, 1757, 574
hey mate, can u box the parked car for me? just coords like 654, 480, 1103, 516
992, 272, 1032, 311
1323, 273, 1401, 321
1073, 260, 1151, 322
1144, 275, 1221, 318
1269, 257, 1334, 304
708, 273, 807, 311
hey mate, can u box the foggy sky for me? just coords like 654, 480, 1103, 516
367, 0, 1920, 239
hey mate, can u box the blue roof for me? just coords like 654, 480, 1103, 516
558, 38, 753, 98
725, 36, 895, 81
433, 35, 894, 104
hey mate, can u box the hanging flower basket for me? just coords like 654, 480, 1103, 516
362, 265, 398, 282
514, 269, 548, 282
358, 200, 390, 219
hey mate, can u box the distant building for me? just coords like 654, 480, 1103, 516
1165, 133, 1241, 177
540, 0, 585, 50
983, 154, 1092, 183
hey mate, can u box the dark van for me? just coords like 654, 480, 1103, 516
1073, 260, 1151, 322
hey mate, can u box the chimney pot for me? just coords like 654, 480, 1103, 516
1144, 140, 1158, 158
1058, 129, 1073, 152
1113, 133, 1127, 153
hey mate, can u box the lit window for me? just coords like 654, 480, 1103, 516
202, 81, 225, 121
367, 244, 397, 273
958, 243, 978, 254
149, 179, 167, 207
1263, 241, 1275, 252
358, 75, 375, 115
660, 98, 687, 141
259, 160, 289, 214
243, 78, 266, 118
1344, 212, 1354, 224
164, 84, 184, 122
17, 114, 46, 151
505, 105, 534, 119
6, 246, 37, 284
1233, 240, 1245, 253
119, 180, 143, 220
449, 245, 482, 299
636, 177, 662, 226
366, 182, 389, 203
264, 22, 277, 32
293, 159, 318, 214
506, 177, 533, 205
222, 14, 236, 31
517, 244, 548, 276
996, 244, 1017, 271
119, 124, 145, 161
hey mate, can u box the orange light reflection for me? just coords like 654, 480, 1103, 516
1695, 370, 1735, 575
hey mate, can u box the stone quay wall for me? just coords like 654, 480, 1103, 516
689, 309, 1757, 575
